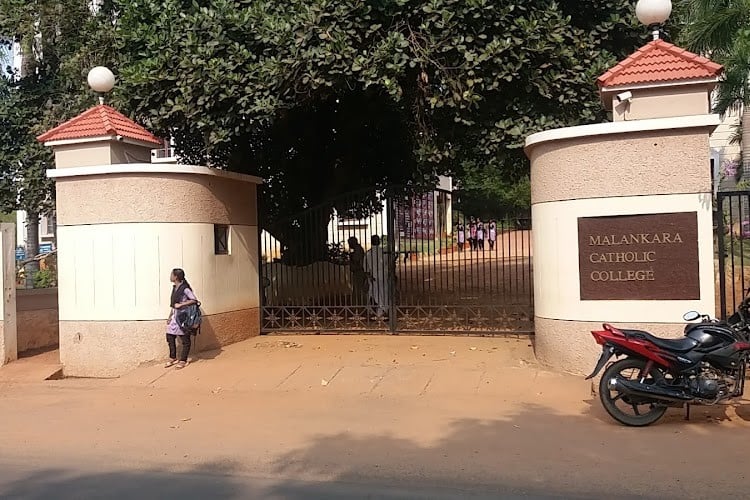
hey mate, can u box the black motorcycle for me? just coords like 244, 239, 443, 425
585, 293, 750, 426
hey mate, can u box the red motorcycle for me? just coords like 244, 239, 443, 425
586, 300, 750, 426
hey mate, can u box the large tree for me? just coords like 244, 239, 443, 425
0, 0, 118, 284
115, 0, 644, 262
680, 0, 750, 167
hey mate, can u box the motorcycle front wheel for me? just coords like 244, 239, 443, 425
599, 358, 668, 427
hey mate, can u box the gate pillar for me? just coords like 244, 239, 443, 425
39, 103, 263, 377
525, 40, 721, 375
0, 223, 18, 366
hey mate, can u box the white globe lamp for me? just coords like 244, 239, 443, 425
87, 66, 116, 104
636, 0, 672, 40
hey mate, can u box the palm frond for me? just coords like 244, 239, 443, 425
730, 122, 743, 145
680, 0, 750, 54
710, 33, 750, 115
715, 66, 749, 115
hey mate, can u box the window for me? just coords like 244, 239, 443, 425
214, 225, 229, 255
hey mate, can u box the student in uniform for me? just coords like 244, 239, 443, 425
488, 220, 497, 251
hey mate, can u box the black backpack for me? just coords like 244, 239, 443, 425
176, 302, 202, 336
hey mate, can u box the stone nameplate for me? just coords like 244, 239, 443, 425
578, 212, 699, 301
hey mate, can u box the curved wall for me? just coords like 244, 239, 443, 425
50, 165, 262, 377
55, 173, 257, 226
57, 223, 258, 321
530, 130, 709, 203
526, 116, 719, 375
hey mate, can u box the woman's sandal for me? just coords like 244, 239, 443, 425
164, 359, 178, 368
175, 361, 188, 369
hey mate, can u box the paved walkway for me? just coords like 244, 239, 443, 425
113, 335, 558, 396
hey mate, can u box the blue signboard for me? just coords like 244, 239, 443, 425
15, 247, 25, 261
39, 243, 53, 254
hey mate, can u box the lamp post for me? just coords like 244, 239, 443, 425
635, 0, 672, 41
87, 66, 115, 105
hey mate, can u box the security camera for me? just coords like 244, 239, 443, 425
616, 91, 633, 103
115, 135, 124, 141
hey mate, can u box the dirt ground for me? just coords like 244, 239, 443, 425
0, 335, 748, 499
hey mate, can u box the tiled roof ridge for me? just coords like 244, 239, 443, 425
597, 39, 723, 88
98, 104, 117, 135
37, 104, 162, 146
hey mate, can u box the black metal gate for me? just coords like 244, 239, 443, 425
717, 190, 750, 319
260, 187, 533, 334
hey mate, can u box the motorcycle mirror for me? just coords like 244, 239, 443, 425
683, 311, 700, 322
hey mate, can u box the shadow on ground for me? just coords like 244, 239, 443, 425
1, 401, 748, 499
268, 402, 748, 499
0, 462, 243, 500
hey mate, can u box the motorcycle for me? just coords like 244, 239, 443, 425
586, 292, 750, 426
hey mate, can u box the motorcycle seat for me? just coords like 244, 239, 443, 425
619, 329, 698, 353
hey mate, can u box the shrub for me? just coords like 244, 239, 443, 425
33, 268, 57, 289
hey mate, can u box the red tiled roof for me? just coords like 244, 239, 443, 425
597, 39, 723, 88
37, 104, 162, 146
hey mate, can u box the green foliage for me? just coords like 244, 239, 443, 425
0, 0, 119, 216
114, 1, 644, 218
456, 162, 530, 219
0, 70, 54, 216
33, 267, 56, 289
679, 0, 750, 115
3, 1, 647, 265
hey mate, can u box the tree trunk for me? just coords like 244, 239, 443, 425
25, 211, 40, 289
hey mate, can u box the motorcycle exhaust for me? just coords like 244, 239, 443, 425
610, 378, 692, 403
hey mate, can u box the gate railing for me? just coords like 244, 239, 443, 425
260, 186, 533, 334
716, 191, 750, 319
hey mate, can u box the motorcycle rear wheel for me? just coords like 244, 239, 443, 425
599, 358, 668, 427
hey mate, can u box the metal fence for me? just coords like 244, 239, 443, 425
260, 187, 533, 334
717, 191, 750, 319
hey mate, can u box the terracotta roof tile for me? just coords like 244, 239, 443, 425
597, 39, 723, 88
37, 104, 162, 146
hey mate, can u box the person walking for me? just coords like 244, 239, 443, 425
165, 268, 199, 369
488, 220, 497, 252
477, 220, 485, 251
348, 236, 368, 304
365, 235, 391, 317
457, 222, 465, 252
469, 218, 477, 252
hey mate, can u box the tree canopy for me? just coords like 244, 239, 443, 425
1, 1, 648, 263
0, 0, 118, 217
115, 0, 645, 220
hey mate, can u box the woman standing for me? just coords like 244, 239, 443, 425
457, 222, 466, 252
165, 268, 199, 369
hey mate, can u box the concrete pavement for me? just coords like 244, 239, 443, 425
112, 335, 548, 396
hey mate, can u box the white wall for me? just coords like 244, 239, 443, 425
57, 222, 258, 322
